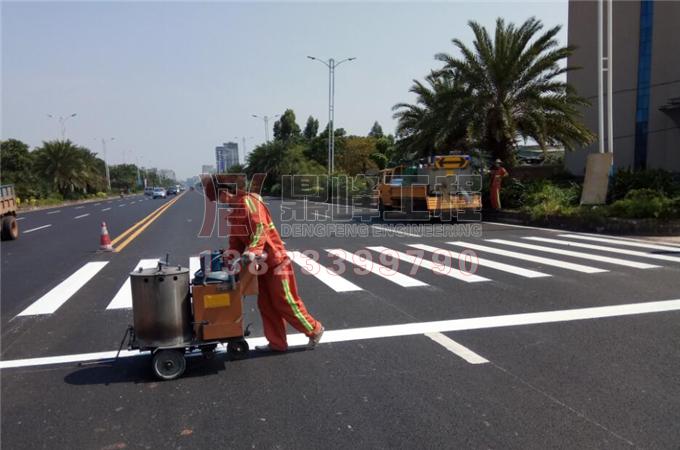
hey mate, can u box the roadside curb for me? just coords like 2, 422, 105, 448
483, 209, 680, 236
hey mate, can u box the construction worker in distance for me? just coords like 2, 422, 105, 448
202, 174, 324, 352
489, 159, 508, 210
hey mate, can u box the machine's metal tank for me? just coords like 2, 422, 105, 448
130, 265, 192, 348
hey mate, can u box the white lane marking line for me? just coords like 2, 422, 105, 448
409, 244, 550, 279
448, 241, 606, 274
287, 250, 362, 292
75, 206, 85, 209
16, 217, 25, 221
522, 237, 677, 264
425, 332, 489, 364
327, 249, 428, 287
23, 224, 52, 234
491, 239, 660, 269
558, 234, 680, 251
367, 246, 489, 283
189, 256, 200, 278
17, 262, 109, 316
371, 225, 420, 237
106, 259, 160, 309
101, 207, 111, 211
47, 210, 61, 215
4, 298, 680, 369
118, 204, 127, 207
74, 213, 90, 219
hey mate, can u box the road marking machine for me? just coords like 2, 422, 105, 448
115, 251, 258, 380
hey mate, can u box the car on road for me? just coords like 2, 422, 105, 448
166, 186, 178, 195
144, 187, 154, 196
152, 187, 167, 199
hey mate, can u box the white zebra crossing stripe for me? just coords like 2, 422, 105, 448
448, 241, 607, 274
288, 251, 362, 292
189, 256, 200, 279
408, 244, 550, 279
367, 246, 490, 283
326, 249, 428, 287
487, 239, 660, 269
106, 259, 160, 310
558, 234, 680, 251
17, 262, 109, 316
521, 237, 678, 264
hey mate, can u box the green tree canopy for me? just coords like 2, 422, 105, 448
273, 109, 301, 141
368, 121, 384, 138
303, 116, 320, 139
33, 140, 106, 196
434, 17, 595, 164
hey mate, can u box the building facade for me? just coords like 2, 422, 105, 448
215, 142, 240, 173
566, 0, 680, 174
201, 165, 215, 174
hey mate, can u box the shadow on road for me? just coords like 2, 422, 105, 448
62, 348, 306, 386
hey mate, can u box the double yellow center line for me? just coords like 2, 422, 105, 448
112, 192, 185, 252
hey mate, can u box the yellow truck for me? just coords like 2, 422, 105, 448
377, 155, 482, 219
1, 184, 19, 240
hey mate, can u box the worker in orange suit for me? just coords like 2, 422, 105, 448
489, 159, 508, 210
202, 174, 324, 352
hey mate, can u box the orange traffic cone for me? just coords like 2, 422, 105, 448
100, 222, 114, 251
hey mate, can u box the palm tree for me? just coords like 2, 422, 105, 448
392, 72, 470, 161
435, 17, 594, 165
34, 140, 105, 196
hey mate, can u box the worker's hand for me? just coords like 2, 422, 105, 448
242, 251, 257, 264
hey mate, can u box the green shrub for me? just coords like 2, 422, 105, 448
609, 169, 680, 202
520, 181, 581, 219
499, 178, 526, 209
608, 188, 680, 219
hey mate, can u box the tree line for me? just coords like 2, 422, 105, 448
243, 17, 594, 193
0, 139, 175, 200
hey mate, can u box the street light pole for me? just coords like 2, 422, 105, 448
99, 137, 115, 191
252, 114, 280, 143
307, 56, 356, 174
47, 113, 77, 140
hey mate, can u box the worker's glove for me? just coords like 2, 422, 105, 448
242, 251, 257, 264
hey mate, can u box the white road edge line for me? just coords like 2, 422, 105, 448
424, 332, 489, 364
23, 224, 52, 233
16, 262, 109, 316
371, 225, 421, 237
3, 298, 679, 369
558, 234, 680, 251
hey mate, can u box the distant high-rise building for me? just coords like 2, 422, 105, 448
566, 0, 680, 174
202, 165, 216, 174
215, 142, 240, 173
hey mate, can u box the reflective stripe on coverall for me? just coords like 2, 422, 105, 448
227, 192, 321, 351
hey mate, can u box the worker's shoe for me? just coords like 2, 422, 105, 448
307, 325, 324, 350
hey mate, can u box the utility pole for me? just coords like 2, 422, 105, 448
47, 113, 77, 140
597, 0, 614, 156
99, 137, 115, 191
307, 56, 356, 174
252, 114, 280, 143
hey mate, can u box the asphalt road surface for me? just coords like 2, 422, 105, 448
2, 190, 679, 449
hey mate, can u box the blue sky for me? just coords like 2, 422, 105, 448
2, 1, 568, 179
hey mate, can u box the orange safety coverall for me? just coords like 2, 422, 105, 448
227, 192, 321, 351
489, 167, 508, 210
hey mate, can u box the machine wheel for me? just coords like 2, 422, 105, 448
1, 216, 18, 241
227, 340, 249, 360
152, 349, 186, 380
